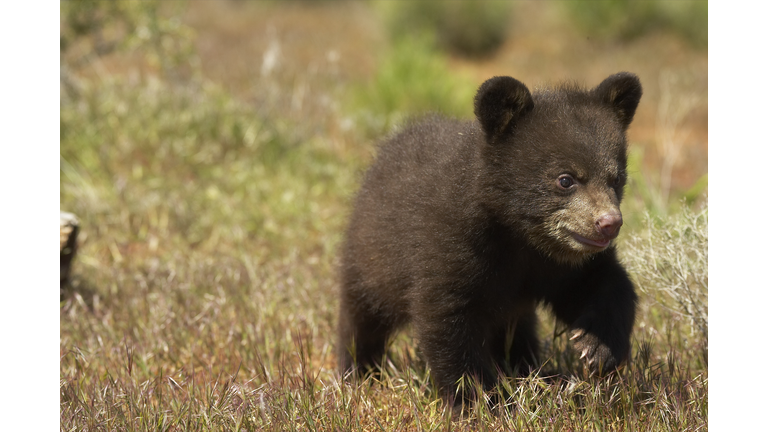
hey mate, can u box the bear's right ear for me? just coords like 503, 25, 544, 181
474, 76, 534, 143
591, 72, 643, 130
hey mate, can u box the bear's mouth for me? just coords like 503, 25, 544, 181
570, 232, 611, 250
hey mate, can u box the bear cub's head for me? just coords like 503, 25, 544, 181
474, 73, 642, 266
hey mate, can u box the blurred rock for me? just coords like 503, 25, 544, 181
61, 211, 79, 292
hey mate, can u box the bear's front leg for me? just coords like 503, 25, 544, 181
412, 298, 506, 405
548, 251, 637, 375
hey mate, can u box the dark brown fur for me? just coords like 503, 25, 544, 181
338, 73, 642, 404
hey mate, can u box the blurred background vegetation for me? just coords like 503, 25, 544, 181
565, 0, 707, 48
60, 1, 707, 430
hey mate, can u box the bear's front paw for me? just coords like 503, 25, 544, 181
569, 329, 622, 375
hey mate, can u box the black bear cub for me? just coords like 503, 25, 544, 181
338, 73, 642, 404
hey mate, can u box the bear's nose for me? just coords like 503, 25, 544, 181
596, 213, 623, 239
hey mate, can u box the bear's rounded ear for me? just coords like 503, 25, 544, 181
591, 72, 643, 130
474, 76, 534, 143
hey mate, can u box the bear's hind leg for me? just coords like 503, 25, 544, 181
337, 299, 396, 376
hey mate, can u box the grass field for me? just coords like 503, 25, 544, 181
60, 2, 707, 430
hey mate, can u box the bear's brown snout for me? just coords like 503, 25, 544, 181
596, 212, 623, 239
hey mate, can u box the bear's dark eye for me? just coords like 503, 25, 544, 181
557, 175, 575, 189
612, 174, 623, 188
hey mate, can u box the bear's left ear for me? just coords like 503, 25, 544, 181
591, 72, 643, 130
474, 76, 534, 144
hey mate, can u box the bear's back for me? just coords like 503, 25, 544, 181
341, 116, 487, 310
353, 115, 483, 230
